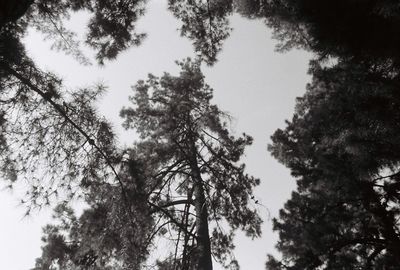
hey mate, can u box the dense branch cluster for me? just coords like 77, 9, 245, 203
0, 30, 118, 211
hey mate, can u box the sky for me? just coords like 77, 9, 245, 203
0, 1, 312, 269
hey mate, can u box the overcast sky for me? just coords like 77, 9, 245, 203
0, 1, 312, 269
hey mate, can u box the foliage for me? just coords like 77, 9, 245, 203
0, 0, 33, 30
1, 0, 233, 65
32, 161, 154, 270
245, 2, 400, 269
0, 0, 272, 66
121, 58, 261, 268
0, 3, 265, 269
266, 61, 400, 269
33, 59, 261, 269
231, 0, 400, 95
246, 0, 400, 71
21, 0, 148, 65
0, 25, 120, 211
127, 58, 262, 269
168, 0, 233, 65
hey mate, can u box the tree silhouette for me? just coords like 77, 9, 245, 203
267, 61, 400, 269
242, 0, 400, 69
0, 31, 120, 211
1, 0, 148, 64
0, 4, 259, 260
1, 0, 236, 66
168, 0, 233, 65
32, 59, 261, 270
0, 1, 238, 202
238, 2, 400, 268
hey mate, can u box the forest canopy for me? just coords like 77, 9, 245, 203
1, 0, 400, 270
263, 1, 400, 269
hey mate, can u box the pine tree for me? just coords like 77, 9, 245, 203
168, 0, 233, 65
33, 59, 262, 270
1, 0, 236, 66
266, 61, 400, 269
0, 28, 120, 210
238, 0, 400, 69
0, 1, 236, 198
0, 0, 132, 209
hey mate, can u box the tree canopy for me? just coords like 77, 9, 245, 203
0, 31, 118, 210
0, 0, 236, 66
233, 1, 400, 269
249, 0, 400, 68
266, 61, 400, 269
32, 59, 261, 270
0, 2, 263, 269
3, 1, 400, 269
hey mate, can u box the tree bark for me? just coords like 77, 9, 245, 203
189, 137, 213, 270
193, 176, 213, 270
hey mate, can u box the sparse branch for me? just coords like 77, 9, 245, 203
372, 171, 400, 182
145, 219, 172, 249
152, 159, 186, 179
148, 201, 198, 240
153, 199, 194, 211
201, 128, 226, 146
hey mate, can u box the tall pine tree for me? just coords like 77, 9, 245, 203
33, 59, 262, 270
267, 61, 400, 269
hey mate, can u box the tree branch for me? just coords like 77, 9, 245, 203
148, 201, 198, 240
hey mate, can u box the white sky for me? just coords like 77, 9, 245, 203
0, 1, 312, 269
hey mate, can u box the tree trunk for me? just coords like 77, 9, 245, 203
189, 137, 213, 270
193, 176, 213, 270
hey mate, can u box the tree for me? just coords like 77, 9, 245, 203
0, 0, 236, 66
0, 25, 121, 210
239, 2, 400, 268
0, 0, 33, 30
0, 0, 237, 200
266, 61, 400, 269
239, 0, 400, 70
0, 1, 238, 189
168, 0, 233, 65
33, 59, 262, 270
0, 0, 145, 210
32, 159, 154, 270
1, 0, 148, 64
0, 4, 261, 267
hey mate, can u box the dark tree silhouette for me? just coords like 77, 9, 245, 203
266, 61, 400, 269
0, 0, 33, 30
240, 0, 400, 68
32, 160, 154, 269
235, 2, 400, 268
0, 0, 140, 210
0, 5, 259, 267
